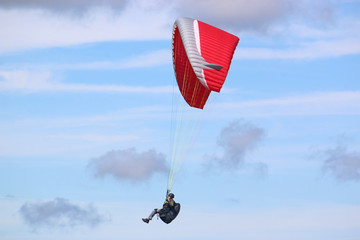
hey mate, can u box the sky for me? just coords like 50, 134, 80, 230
1, 0, 360, 239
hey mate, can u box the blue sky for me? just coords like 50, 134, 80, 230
1, 0, 360, 239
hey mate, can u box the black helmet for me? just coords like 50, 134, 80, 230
168, 193, 175, 199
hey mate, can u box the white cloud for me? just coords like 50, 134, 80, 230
236, 19, 360, 59
65, 49, 171, 70
0, 132, 140, 158
0, 48, 171, 71
0, 5, 171, 54
218, 91, 360, 117
0, 104, 169, 157
0, 70, 52, 92
0, 70, 173, 93
0, 90, 358, 158
0, 90, 357, 158
174, 0, 335, 32
2, 0, 329, 33
0, 0, 129, 13
236, 38, 360, 59
49, 133, 139, 143
1, 0, 359, 60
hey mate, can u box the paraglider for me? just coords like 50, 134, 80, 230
142, 17, 238, 224
142, 193, 180, 224
167, 17, 239, 191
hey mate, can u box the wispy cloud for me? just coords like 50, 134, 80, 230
0, 4, 171, 54
19, 198, 106, 230
218, 91, 360, 117
1, 0, 359, 60
175, 0, 335, 32
69, 49, 171, 70
0, 91, 358, 158
0, 70, 172, 93
2, 0, 332, 31
0, 0, 129, 13
88, 148, 169, 182
236, 38, 360, 60
204, 120, 266, 172
0, 104, 169, 157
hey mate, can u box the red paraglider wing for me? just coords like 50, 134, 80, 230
198, 21, 239, 92
172, 18, 239, 109
172, 25, 211, 109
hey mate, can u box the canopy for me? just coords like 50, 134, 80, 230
172, 17, 239, 109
